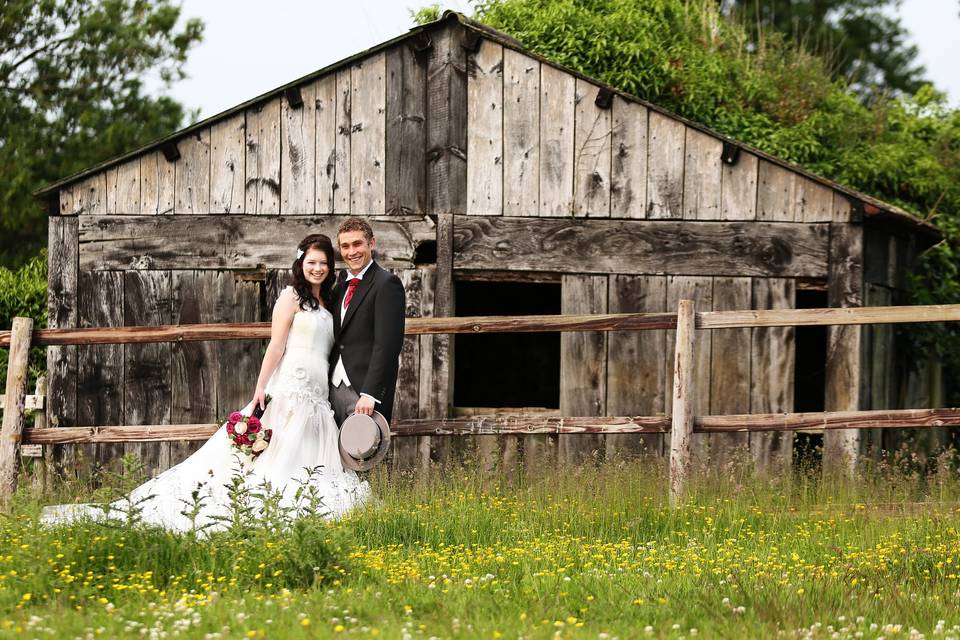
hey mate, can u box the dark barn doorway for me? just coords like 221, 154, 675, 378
793, 289, 828, 470
453, 280, 561, 409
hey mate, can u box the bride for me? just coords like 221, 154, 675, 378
42, 234, 369, 532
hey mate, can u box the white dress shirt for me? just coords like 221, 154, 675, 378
331, 261, 379, 403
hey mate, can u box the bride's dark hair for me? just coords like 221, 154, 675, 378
291, 234, 336, 311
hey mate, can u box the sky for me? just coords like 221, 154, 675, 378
159, 0, 960, 122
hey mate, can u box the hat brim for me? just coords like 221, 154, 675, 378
338, 410, 391, 472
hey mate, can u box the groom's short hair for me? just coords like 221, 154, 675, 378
337, 217, 374, 241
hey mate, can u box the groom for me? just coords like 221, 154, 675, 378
330, 217, 406, 425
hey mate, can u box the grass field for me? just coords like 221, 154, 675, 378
2, 452, 960, 639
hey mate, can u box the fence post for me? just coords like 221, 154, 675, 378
0, 317, 34, 499
669, 299, 696, 507
33, 376, 50, 493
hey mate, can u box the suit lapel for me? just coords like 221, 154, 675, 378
333, 272, 348, 335
340, 261, 380, 333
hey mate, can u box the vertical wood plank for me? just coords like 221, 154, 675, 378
391, 269, 428, 471
503, 50, 539, 217
123, 271, 172, 478
427, 26, 468, 216
610, 97, 648, 219
467, 39, 504, 216
216, 275, 262, 425
862, 283, 894, 456
417, 266, 446, 463
351, 52, 386, 214
385, 44, 427, 216
77, 271, 124, 476
539, 64, 575, 217
708, 277, 752, 467
832, 192, 853, 223
175, 129, 211, 214
140, 151, 175, 214
315, 74, 339, 214
573, 79, 611, 218
749, 278, 795, 475
170, 272, 219, 465
757, 159, 797, 221
721, 151, 758, 221
646, 112, 685, 219
210, 115, 246, 213
683, 128, 722, 220
281, 82, 317, 214
105, 159, 141, 214
334, 69, 352, 213
47, 215, 78, 478
670, 299, 696, 506
798, 178, 834, 222
666, 276, 712, 464
71, 174, 106, 215
58, 184, 74, 216
823, 223, 864, 475
245, 99, 282, 215
606, 275, 666, 459
559, 274, 607, 464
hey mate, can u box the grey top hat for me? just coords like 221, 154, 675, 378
338, 410, 391, 471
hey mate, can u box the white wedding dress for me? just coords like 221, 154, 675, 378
41, 290, 369, 533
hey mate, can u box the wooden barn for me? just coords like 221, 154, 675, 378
37, 12, 942, 477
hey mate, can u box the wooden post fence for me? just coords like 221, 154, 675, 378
669, 299, 696, 506
0, 317, 33, 498
3, 303, 960, 505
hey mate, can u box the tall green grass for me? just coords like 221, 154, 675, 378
2, 453, 960, 638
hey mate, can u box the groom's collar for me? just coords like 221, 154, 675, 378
346, 260, 375, 282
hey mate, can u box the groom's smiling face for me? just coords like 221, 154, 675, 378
338, 230, 376, 275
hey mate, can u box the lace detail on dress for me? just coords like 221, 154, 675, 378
267, 365, 333, 418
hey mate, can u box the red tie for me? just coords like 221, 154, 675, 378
343, 278, 360, 309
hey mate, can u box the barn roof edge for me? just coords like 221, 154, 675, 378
34, 11, 939, 241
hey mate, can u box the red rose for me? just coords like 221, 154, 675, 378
228, 411, 244, 423
226, 423, 235, 435
248, 416, 261, 431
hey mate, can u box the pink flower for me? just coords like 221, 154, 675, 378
226, 423, 235, 435
229, 411, 244, 424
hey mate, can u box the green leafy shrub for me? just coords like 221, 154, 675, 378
0, 251, 47, 387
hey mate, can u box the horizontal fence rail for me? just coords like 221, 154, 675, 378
18, 409, 960, 445
3, 302, 960, 501
3, 304, 960, 347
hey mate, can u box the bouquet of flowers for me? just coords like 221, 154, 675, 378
226, 395, 273, 458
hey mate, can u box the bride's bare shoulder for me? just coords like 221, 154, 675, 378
273, 286, 299, 314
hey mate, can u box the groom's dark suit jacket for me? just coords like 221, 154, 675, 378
330, 261, 406, 422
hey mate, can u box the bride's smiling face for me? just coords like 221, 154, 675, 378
302, 249, 330, 286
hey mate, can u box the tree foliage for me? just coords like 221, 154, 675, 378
723, 0, 927, 96
0, 0, 203, 267
466, 0, 960, 400
0, 252, 48, 385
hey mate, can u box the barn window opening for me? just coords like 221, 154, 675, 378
413, 240, 437, 265
793, 289, 827, 471
453, 280, 561, 409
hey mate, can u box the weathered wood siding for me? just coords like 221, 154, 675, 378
46, 25, 925, 474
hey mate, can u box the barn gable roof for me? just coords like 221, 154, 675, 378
35, 11, 937, 240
